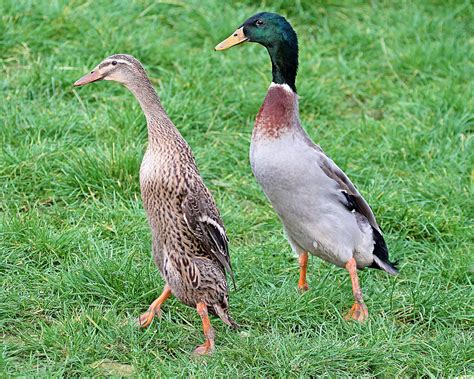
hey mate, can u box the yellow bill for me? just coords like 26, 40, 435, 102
214, 27, 248, 51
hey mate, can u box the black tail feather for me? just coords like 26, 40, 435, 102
369, 226, 399, 275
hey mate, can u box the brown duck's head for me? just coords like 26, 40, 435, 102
74, 54, 147, 87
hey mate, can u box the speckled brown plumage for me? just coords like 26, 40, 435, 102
74, 54, 237, 355
141, 127, 235, 322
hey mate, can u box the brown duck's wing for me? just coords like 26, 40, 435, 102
181, 185, 235, 288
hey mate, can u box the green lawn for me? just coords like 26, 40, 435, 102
1, 0, 473, 376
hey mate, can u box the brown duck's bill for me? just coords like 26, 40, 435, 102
74, 70, 103, 86
214, 27, 248, 51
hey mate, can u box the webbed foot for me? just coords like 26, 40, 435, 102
137, 285, 171, 328
344, 302, 369, 322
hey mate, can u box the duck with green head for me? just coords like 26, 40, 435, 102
216, 12, 398, 322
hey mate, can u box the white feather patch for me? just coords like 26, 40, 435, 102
105, 58, 133, 67
198, 215, 226, 240
269, 82, 294, 93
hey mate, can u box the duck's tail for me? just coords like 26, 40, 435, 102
370, 227, 399, 276
212, 303, 240, 329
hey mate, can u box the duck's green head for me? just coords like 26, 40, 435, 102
215, 12, 299, 92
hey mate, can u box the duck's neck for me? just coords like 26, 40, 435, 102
126, 77, 177, 144
254, 83, 299, 139
266, 39, 298, 93
253, 38, 299, 139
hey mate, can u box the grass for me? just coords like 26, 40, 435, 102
1, 0, 473, 376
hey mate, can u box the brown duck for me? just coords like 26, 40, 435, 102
74, 54, 237, 355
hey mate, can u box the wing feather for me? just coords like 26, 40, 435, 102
314, 145, 381, 233
299, 129, 397, 273
181, 186, 235, 288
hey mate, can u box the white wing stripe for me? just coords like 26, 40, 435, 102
198, 215, 227, 241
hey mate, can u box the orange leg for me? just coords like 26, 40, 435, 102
344, 258, 368, 322
192, 302, 215, 356
298, 252, 309, 292
138, 285, 172, 328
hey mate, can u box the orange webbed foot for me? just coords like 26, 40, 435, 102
344, 302, 369, 322
344, 258, 368, 322
136, 285, 171, 328
298, 281, 309, 293
137, 306, 162, 328
192, 341, 215, 357
193, 302, 216, 357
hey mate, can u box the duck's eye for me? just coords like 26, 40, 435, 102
256, 19, 264, 26
112, 60, 117, 66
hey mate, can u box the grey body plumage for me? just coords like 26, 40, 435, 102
216, 12, 398, 321
251, 83, 398, 274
